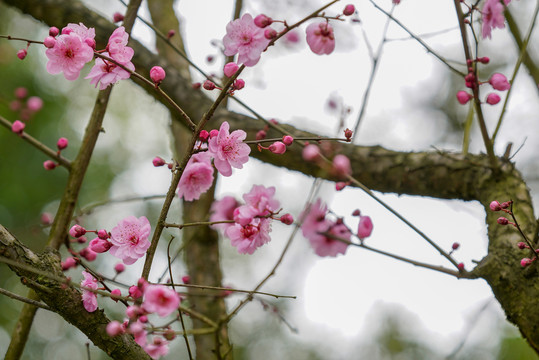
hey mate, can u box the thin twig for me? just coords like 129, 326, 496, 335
0, 287, 53, 311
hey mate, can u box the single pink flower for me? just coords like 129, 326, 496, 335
150, 66, 166, 84
243, 184, 280, 216
81, 270, 98, 312
107, 26, 135, 65
300, 199, 350, 257
207, 121, 251, 177
210, 196, 240, 231
223, 13, 271, 66
223, 62, 239, 77
142, 284, 180, 317
226, 217, 272, 254
109, 216, 151, 265
306, 22, 335, 55
144, 337, 169, 360
482, 0, 506, 39
11, 120, 25, 134
85, 52, 134, 90
45, 31, 94, 80
177, 152, 215, 201
357, 215, 373, 239
129, 320, 147, 346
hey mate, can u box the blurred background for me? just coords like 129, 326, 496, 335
0, 0, 538, 359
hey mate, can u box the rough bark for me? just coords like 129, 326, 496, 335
0, 226, 151, 359
2, 0, 539, 356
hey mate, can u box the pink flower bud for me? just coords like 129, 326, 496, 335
15, 87, 28, 99
280, 213, 294, 225
11, 120, 25, 134
106, 321, 124, 336
17, 49, 27, 60
256, 130, 267, 140
456, 91, 472, 105
344, 128, 353, 141
489, 73, 510, 91
332, 154, 352, 177
501, 201, 512, 209
343, 4, 355, 15
264, 28, 277, 40
49, 26, 59, 37
89, 238, 112, 253
477, 57, 490, 64
497, 217, 509, 225
110, 289, 122, 301
77, 236, 87, 244
152, 156, 166, 167
182, 275, 190, 284
192, 82, 201, 89
126, 305, 141, 319
61, 27, 72, 35
27, 96, 43, 112
233, 79, 245, 90
209, 129, 219, 138
489, 201, 501, 211
352, 209, 361, 216
43, 160, 57, 170
486, 93, 501, 105
282, 135, 294, 145
114, 263, 126, 273
254, 14, 273, 28
223, 62, 239, 77
129, 285, 143, 299
57, 137, 68, 150
150, 66, 166, 84
69, 224, 87, 238
199, 130, 210, 142
167, 30, 176, 39
61, 257, 77, 271
113, 12, 125, 23
336, 182, 347, 191
43, 36, 56, 48
269, 141, 286, 154
164, 329, 176, 340
79, 247, 97, 261
457, 262, 465, 271
97, 229, 109, 239
357, 216, 373, 239
452, 242, 460, 250
139, 315, 148, 323
521, 258, 533, 267
40, 212, 53, 225
517, 242, 528, 250
203, 80, 216, 90
302, 144, 321, 161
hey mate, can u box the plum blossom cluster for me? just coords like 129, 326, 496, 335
43, 23, 135, 89
66, 215, 151, 266
210, 185, 292, 254
105, 281, 179, 359
300, 199, 373, 257
9, 87, 43, 122
222, 5, 355, 69
161, 121, 250, 201
456, 70, 511, 106
490, 199, 538, 268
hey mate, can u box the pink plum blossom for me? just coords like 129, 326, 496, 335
107, 26, 135, 65
207, 121, 251, 177
45, 29, 94, 80
223, 13, 271, 66
142, 284, 180, 317
302, 144, 320, 161
11, 120, 25, 134
109, 216, 151, 265
456, 91, 472, 105
210, 196, 240, 231
306, 22, 335, 55
150, 66, 166, 84
81, 270, 98, 312
243, 184, 280, 216
224, 62, 239, 77
177, 152, 215, 201
226, 217, 272, 254
144, 337, 169, 359
301, 199, 350, 257
332, 154, 352, 177
85, 52, 134, 90
482, 0, 506, 39
106, 321, 125, 336
486, 93, 501, 105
